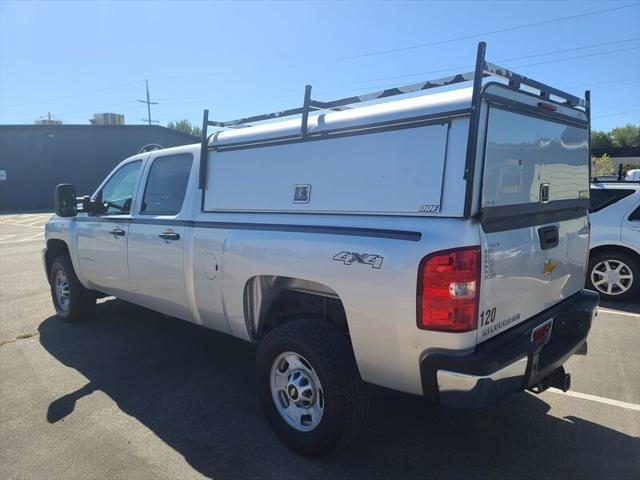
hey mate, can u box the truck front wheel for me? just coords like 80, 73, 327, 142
49, 255, 96, 322
256, 319, 369, 457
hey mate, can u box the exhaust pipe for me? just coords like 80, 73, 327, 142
528, 366, 572, 394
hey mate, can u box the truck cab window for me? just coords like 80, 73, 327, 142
99, 160, 142, 214
140, 154, 193, 215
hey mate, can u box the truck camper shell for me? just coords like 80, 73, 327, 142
198, 42, 590, 223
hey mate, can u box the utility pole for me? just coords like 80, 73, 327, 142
138, 79, 159, 125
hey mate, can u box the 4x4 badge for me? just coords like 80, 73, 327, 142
333, 251, 384, 269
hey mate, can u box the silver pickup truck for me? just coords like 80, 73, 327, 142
44, 43, 598, 456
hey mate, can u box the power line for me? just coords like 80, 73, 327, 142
13, 98, 148, 124
153, 41, 640, 109
61, 104, 144, 124
143, 5, 640, 84
593, 109, 640, 120
157, 76, 640, 109
493, 37, 640, 64
560, 77, 640, 90
317, 37, 640, 90
3, 5, 637, 114
322, 46, 640, 99
3, 6, 638, 122
52, 101, 138, 119
1, 79, 144, 110
507, 46, 639, 70
331, 3, 639, 61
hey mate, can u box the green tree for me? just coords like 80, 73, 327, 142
610, 124, 640, 148
591, 130, 613, 148
592, 152, 614, 177
167, 119, 202, 138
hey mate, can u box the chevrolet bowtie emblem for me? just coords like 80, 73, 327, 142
543, 259, 557, 276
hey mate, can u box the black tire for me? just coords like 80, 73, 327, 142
256, 319, 369, 457
587, 250, 639, 302
49, 255, 96, 322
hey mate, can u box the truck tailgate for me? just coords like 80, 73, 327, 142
478, 217, 589, 342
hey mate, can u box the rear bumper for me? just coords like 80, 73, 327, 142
420, 289, 599, 408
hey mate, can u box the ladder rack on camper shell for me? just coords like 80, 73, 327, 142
198, 41, 591, 217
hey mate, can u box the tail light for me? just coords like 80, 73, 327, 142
537, 101, 558, 112
417, 246, 481, 332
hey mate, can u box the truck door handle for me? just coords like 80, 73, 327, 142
538, 226, 559, 250
159, 231, 180, 241
108, 228, 125, 237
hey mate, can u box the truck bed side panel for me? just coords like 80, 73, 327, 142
189, 213, 480, 395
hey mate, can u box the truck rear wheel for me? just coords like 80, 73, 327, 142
256, 319, 369, 457
49, 255, 96, 322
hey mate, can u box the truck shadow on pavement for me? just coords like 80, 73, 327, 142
39, 299, 639, 480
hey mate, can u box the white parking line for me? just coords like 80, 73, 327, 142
0, 214, 51, 227
0, 221, 44, 230
23, 220, 48, 227
547, 388, 640, 411
24, 233, 44, 241
598, 308, 640, 318
13, 217, 44, 225
0, 234, 44, 245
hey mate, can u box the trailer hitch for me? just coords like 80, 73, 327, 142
528, 366, 572, 394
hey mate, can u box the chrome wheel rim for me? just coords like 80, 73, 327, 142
54, 270, 71, 311
270, 351, 324, 432
591, 259, 633, 296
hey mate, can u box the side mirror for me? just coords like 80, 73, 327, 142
79, 195, 104, 215
54, 184, 78, 217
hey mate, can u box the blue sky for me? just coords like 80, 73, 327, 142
1, 0, 638, 131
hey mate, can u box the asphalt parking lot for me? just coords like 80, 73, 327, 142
0, 213, 638, 480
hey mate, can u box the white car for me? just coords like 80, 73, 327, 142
588, 181, 640, 301
43, 43, 598, 456
626, 169, 640, 182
